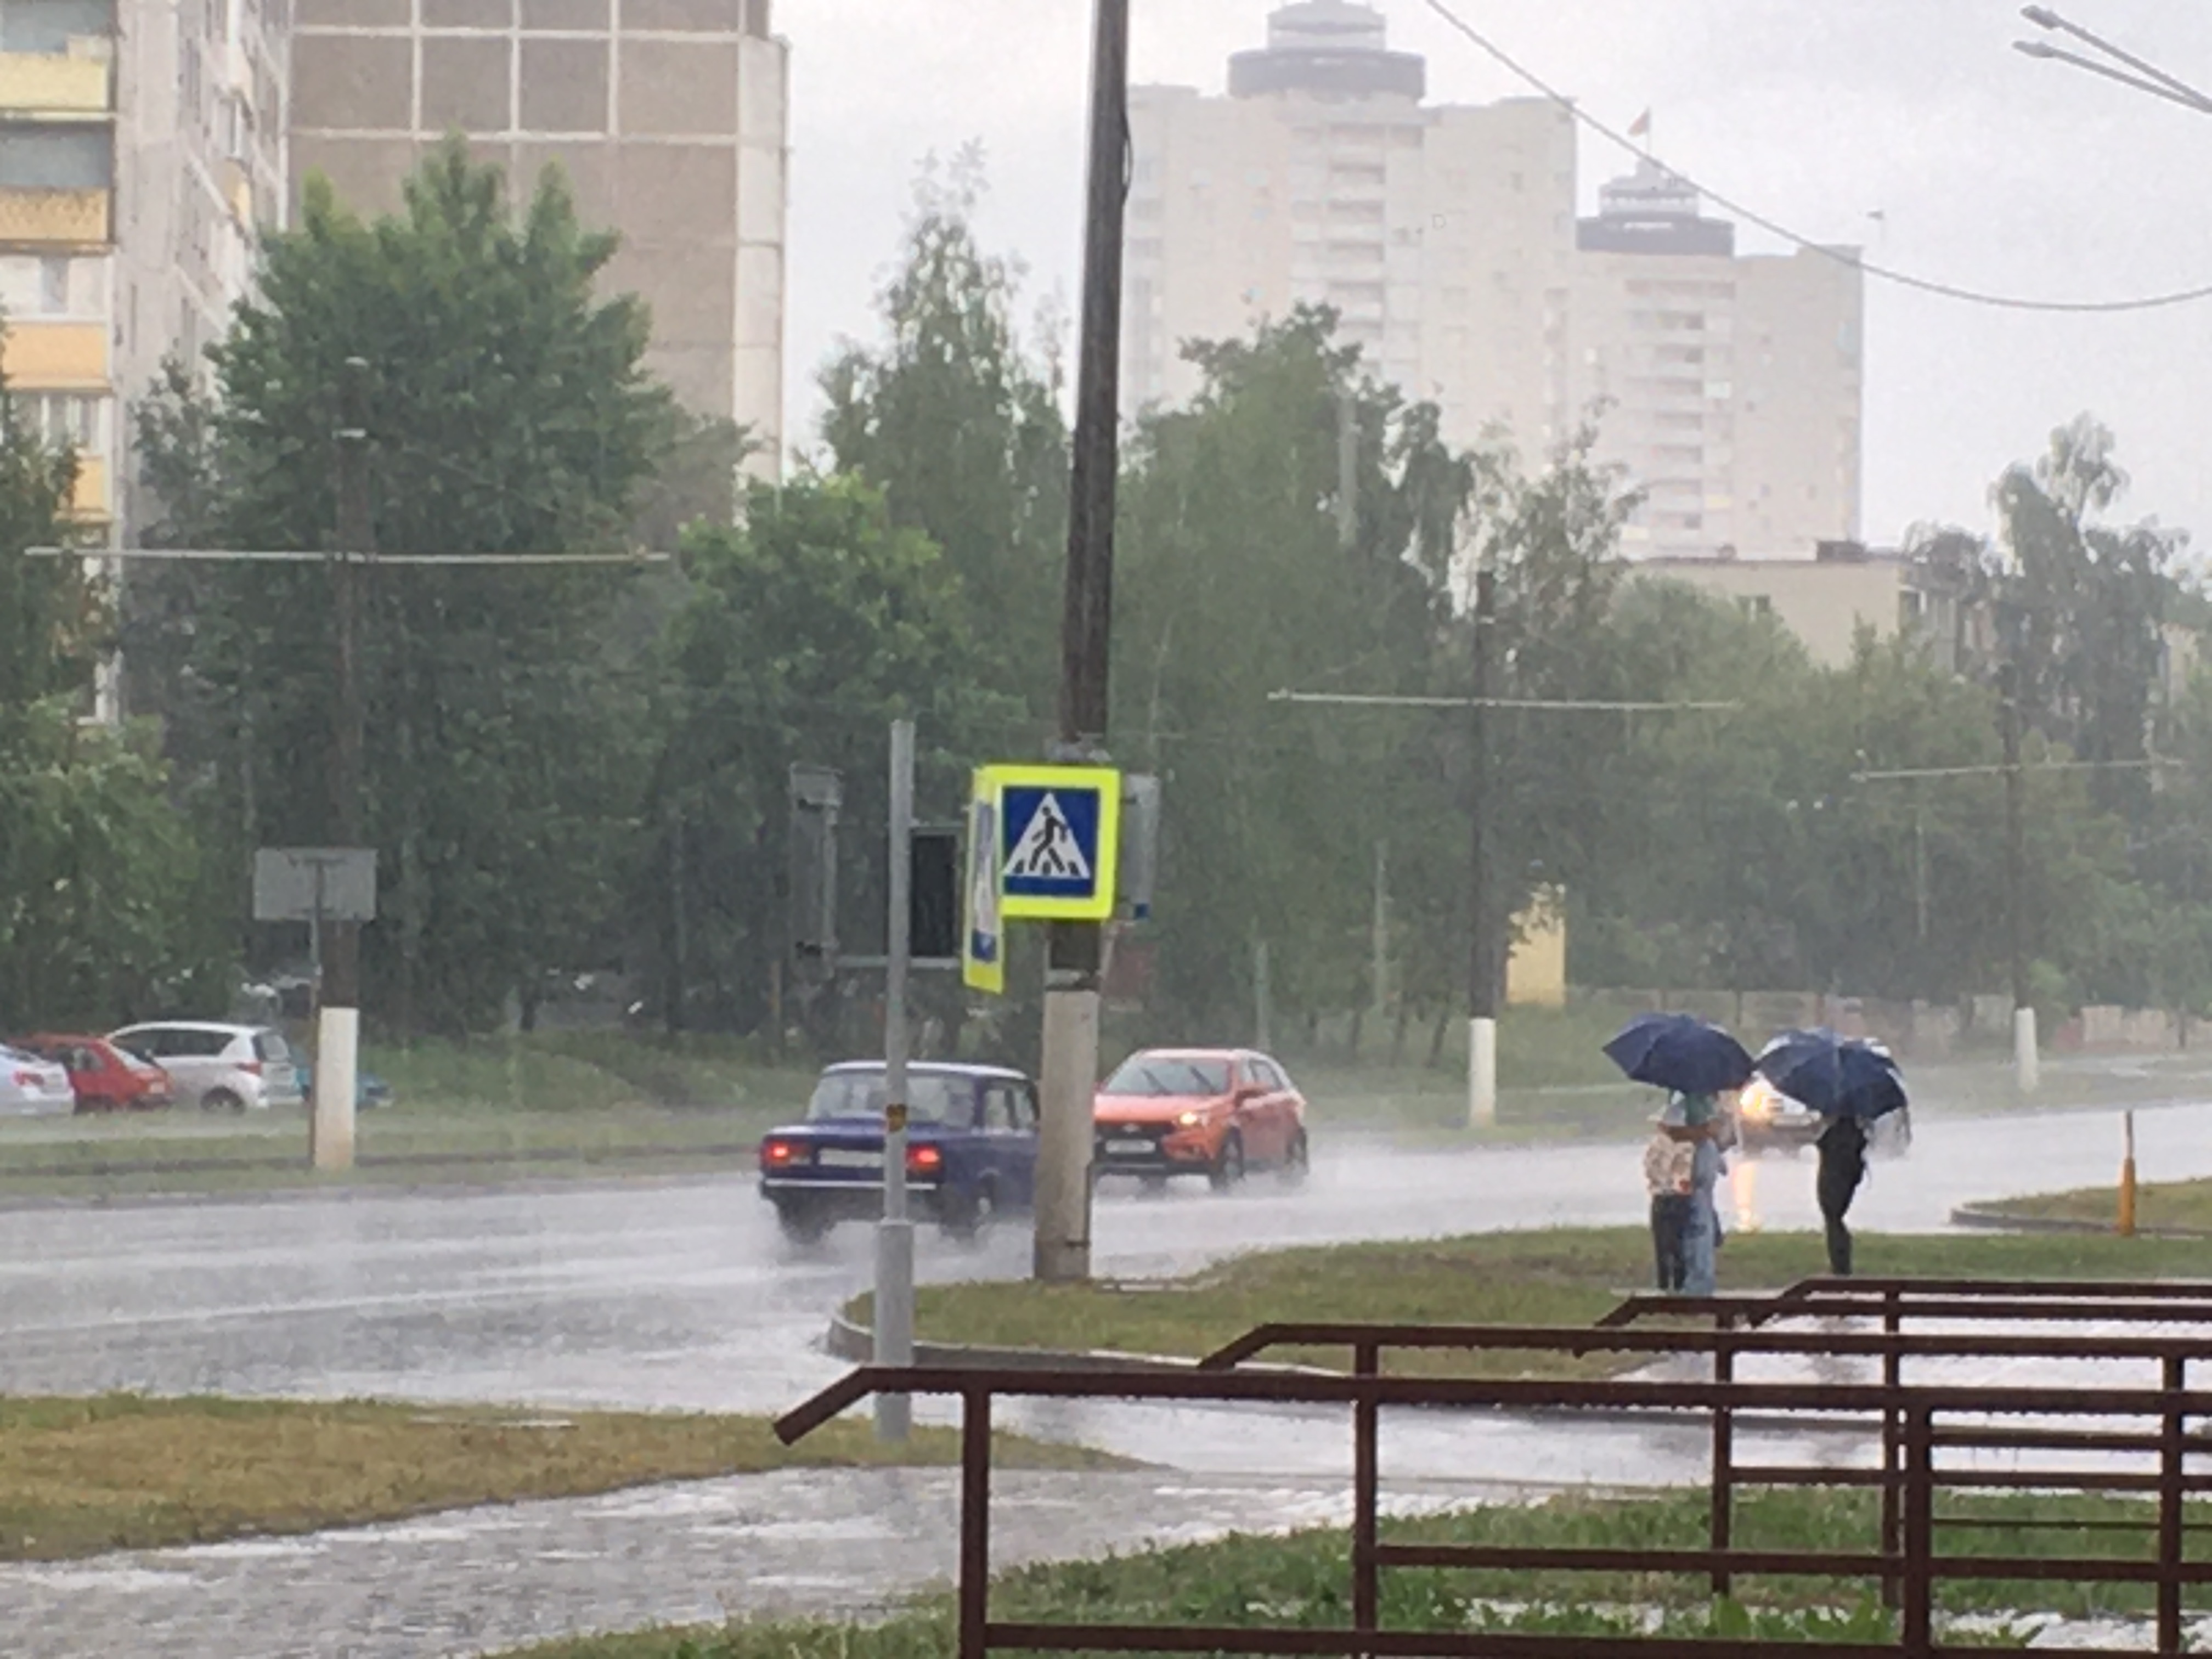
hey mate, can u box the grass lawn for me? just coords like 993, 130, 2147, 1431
1974, 1176, 2212, 1234
0, 1033, 825, 1203
0, 1395, 1126, 1561
500, 1486, 2209, 1657
848, 1227, 2212, 1379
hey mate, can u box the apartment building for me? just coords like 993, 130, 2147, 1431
1126, 0, 1575, 450
287, 0, 788, 471
0, 0, 289, 556
1570, 158, 1863, 560
1125, 1, 1864, 562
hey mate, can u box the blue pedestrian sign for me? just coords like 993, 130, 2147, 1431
985, 764, 1121, 922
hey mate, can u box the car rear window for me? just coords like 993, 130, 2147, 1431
255, 1033, 291, 1064
1102, 1056, 1231, 1097
806, 1071, 968, 1125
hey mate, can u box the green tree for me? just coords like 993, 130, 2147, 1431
0, 395, 211, 1026
648, 473, 1018, 1040
819, 149, 1069, 717
131, 142, 673, 1033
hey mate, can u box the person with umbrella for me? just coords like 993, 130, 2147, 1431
1754, 1031, 1909, 1278
1607, 1014, 1754, 1297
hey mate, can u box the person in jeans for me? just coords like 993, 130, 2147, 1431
1816, 1112, 1870, 1276
1643, 1105, 1696, 1291
1676, 1091, 1726, 1296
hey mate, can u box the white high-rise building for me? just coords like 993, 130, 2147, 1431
1124, 1, 1864, 561
1569, 159, 1862, 559
1126, 0, 1574, 452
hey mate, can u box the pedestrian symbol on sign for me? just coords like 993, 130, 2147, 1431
1003, 793, 1092, 884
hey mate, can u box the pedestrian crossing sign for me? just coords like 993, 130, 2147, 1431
988, 764, 1120, 922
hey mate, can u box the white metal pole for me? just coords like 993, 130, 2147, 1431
876, 718, 917, 1441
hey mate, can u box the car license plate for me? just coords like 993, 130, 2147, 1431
1105, 1138, 1153, 1155
816, 1149, 882, 1169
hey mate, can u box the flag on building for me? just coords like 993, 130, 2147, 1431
1628, 109, 1652, 140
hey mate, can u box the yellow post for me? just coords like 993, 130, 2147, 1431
2119, 1110, 2138, 1238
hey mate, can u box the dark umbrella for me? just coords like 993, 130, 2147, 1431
1605, 1013, 1754, 1096
1756, 1028, 1908, 1120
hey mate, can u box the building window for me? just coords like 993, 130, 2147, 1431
19, 391, 104, 452
1741, 595, 1773, 618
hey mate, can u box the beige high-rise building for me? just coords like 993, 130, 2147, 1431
1570, 159, 1862, 559
287, 0, 787, 471
1125, 1, 1575, 450
1126, 2, 1864, 562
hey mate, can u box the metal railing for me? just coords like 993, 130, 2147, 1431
777, 1278, 2212, 1659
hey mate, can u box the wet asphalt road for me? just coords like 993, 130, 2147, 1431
4, 1097, 2211, 1466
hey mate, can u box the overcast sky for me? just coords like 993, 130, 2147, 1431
781, 1, 2212, 555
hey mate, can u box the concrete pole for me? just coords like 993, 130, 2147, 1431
2001, 668, 2038, 1095
1467, 562, 1498, 1129
876, 718, 917, 1441
313, 357, 371, 1173
1033, 0, 1130, 1286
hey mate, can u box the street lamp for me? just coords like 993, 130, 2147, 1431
2013, 5, 2212, 115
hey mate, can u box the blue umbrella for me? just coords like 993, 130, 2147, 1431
1756, 1028, 1908, 1120
1605, 1013, 1754, 1096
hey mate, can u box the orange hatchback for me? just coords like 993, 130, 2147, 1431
1092, 1048, 1310, 1192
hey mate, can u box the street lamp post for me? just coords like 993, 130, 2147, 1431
2014, 6, 2212, 114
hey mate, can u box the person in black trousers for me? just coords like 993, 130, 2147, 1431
1815, 1113, 1869, 1276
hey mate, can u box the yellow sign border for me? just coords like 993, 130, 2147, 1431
985, 763, 1122, 923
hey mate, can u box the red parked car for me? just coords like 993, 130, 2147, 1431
15, 1035, 174, 1114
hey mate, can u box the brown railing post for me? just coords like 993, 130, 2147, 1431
2159, 1355, 2185, 1655
960, 1385, 992, 1659
1711, 1311, 1735, 1598
1901, 1402, 1936, 1659
1882, 1285, 1904, 1610
1352, 1339, 1380, 1655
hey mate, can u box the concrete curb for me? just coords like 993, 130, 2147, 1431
822, 1313, 1871, 1438
1949, 1204, 2212, 1240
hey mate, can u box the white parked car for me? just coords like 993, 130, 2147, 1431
107, 1023, 303, 1113
0, 1044, 73, 1117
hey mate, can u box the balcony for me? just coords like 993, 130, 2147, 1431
0, 53, 113, 116
0, 185, 109, 245
2, 321, 106, 387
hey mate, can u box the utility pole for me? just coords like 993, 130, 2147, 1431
1370, 840, 1390, 1032
315, 356, 371, 1172
1466, 561, 1498, 1128
2000, 666, 2038, 1093
1034, 0, 1130, 1286
876, 718, 916, 1440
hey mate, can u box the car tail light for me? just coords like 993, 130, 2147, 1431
240, 1060, 263, 1077
12, 1070, 39, 1088
761, 1139, 799, 1170
906, 1144, 943, 1176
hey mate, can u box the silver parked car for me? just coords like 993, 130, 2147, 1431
0, 1043, 73, 1117
107, 1023, 303, 1112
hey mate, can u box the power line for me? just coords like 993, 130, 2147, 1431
1853, 757, 2183, 782
29, 546, 673, 566
1270, 689, 1742, 712
1420, 0, 2212, 315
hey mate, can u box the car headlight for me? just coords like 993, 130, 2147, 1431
1176, 1110, 1201, 1127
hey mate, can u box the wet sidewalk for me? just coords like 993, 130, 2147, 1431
0, 1466, 1564, 1659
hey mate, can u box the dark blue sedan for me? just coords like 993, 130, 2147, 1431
759, 1061, 1039, 1243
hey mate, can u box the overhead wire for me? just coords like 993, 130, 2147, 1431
1419, 0, 2212, 315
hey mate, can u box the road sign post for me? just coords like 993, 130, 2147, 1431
876, 720, 916, 1441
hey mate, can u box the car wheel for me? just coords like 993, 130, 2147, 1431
1208, 1133, 1245, 1193
202, 1089, 245, 1114
775, 1203, 833, 1245
1278, 1130, 1310, 1187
